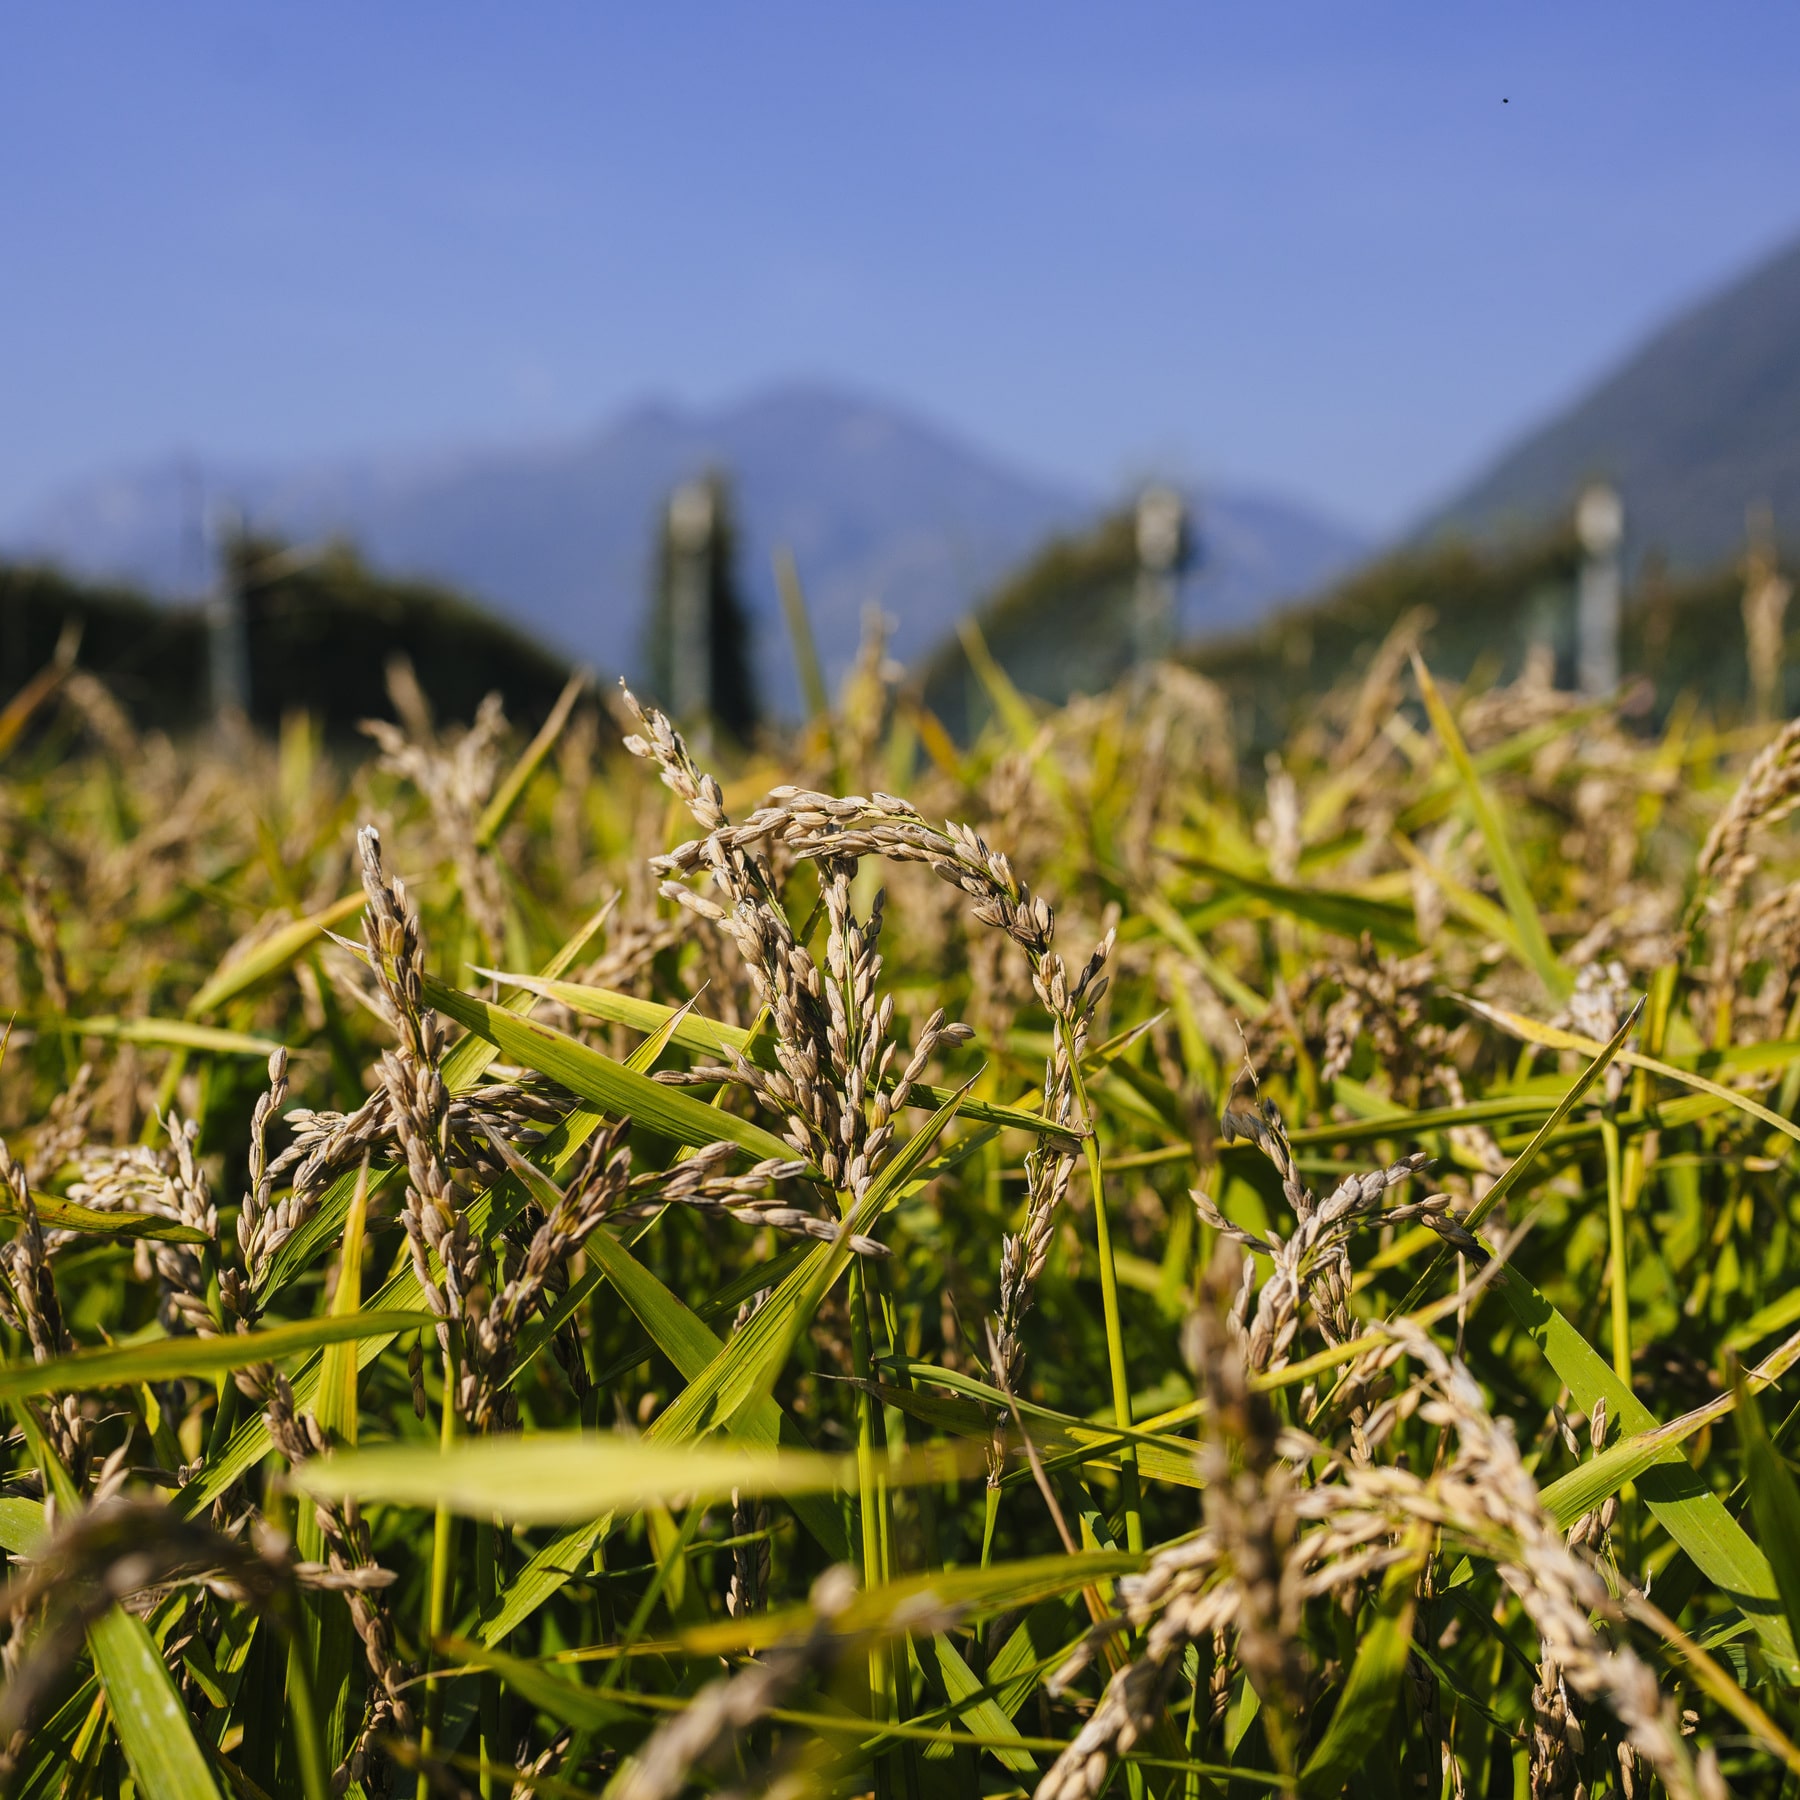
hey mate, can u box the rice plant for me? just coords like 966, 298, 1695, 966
3, 617, 1800, 1798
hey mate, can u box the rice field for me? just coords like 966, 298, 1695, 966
3, 619, 1800, 1799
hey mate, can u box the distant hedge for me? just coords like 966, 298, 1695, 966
1186, 530, 1786, 755
909, 496, 1790, 759
917, 509, 1141, 739
0, 539, 577, 736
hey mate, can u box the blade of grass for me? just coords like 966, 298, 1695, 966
1410, 651, 1570, 1000
1495, 1271, 1797, 1673
313, 1158, 370, 1444
186, 892, 366, 1019
469, 968, 1072, 1139
959, 619, 1042, 757
0, 1193, 211, 1244
681, 1080, 972, 1441
919, 1634, 1037, 1775
0, 1308, 433, 1406
294, 1433, 969, 1523
484, 1132, 849, 1557
408, 966, 807, 1168
1457, 992, 1800, 1147
476, 670, 589, 850
1137, 894, 1269, 1018
1602, 1116, 1630, 1382
57, 1016, 286, 1057
1733, 1358, 1800, 1660
0, 1494, 46, 1554
1392, 1001, 1640, 1318
89, 1605, 229, 1800
1388, 830, 1530, 959
1621, 1588, 1800, 1779
0, 624, 79, 760
775, 549, 832, 730
1539, 1327, 1800, 1528
305, 1157, 367, 1782
1298, 1528, 1427, 1796
14, 1404, 225, 1800
1168, 854, 1421, 952
564, 1551, 1141, 1660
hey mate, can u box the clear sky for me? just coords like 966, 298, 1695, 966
5, 4, 1799, 535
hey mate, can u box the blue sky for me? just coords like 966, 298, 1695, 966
5, 4, 1799, 534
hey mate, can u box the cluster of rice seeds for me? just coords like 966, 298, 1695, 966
1, 636, 1799, 1797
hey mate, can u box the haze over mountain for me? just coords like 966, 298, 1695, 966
3, 385, 1366, 710
1427, 232, 1800, 566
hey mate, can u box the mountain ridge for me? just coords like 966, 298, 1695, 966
4, 383, 1369, 710
1423, 230, 1800, 564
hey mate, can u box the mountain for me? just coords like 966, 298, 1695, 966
1426, 232, 1800, 564
3, 384, 1367, 710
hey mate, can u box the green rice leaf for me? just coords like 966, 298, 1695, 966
470, 968, 1071, 1139
1412, 652, 1571, 1000
1390, 829, 1529, 956
1497, 1271, 1797, 1674
653, 1080, 971, 1444
500, 1156, 850, 1555
186, 891, 366, 1018
477, 1519, 606, 1649
775, 548, 833, 727
1735, 1362, 1800, 1662
254, 1162, 402, 1302
12, 1405, 222, 1800
674, 1551, 1139, 1656
475, 670, 588, 850
293, 1432, 853, 1522
0, 1494, 46, 1554
1298, 1531, 1426, 1796
1392, 1000, 1638, 1316
1459, 993, 1800, 1146
295, 1431, 967, 1525
89, 1604, 225, 1800
440, 1638, 638, 1734
58, 1016, 286, 1057
313, 1160, 370, 1443
960, 617, 1048, 762
0, 1309, 433, 1407
472, 1224, 849, 1645
0, 1194, 211, 1244
920, 1633, 1038, 1773
416, 969, 806, 1168
1727, 1287, 1800, 1353
1172, 854, 1420, 951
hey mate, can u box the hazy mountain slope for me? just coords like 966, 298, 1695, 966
1426, 233, 1800, 563
6, 384, 1366, 708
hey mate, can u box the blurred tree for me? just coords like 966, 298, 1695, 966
643, 471, 761, 743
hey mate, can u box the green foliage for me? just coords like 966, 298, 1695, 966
8, 616, 1800, 1796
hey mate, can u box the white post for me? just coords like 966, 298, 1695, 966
1576, 483, 1624, 697
1743, 502, 1791, 723
206, 505, 250, 727
1133, 486, 1187, 666
667, 480, 715, 721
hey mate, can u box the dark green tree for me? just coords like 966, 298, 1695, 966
642, 470, 760, 742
